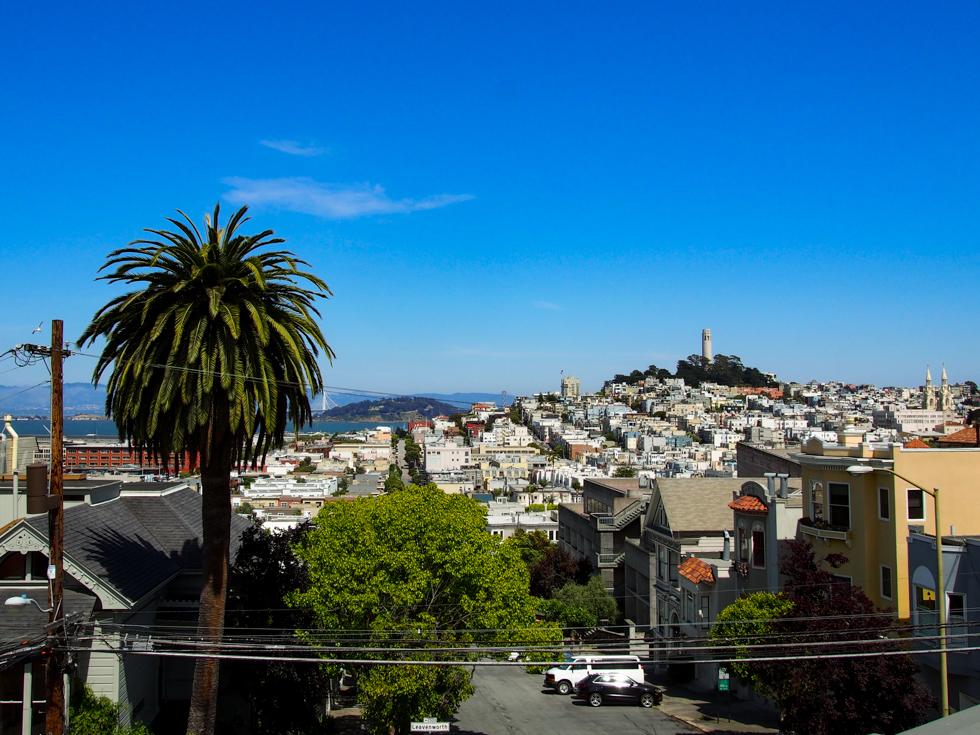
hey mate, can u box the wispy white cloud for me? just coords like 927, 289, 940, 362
222, 177, 474, 219
259, 140, 328, 156
534, 301, 561, 310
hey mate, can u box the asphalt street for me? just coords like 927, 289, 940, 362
451, 666, 699, 735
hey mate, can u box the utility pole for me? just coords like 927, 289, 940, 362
18, 322, 69, 735
46, 319, 66, 735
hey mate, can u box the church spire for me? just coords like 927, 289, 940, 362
926, 364, 933, 386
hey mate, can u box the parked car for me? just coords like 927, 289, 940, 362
543, 655, 644, 695
574, 673, 664, 708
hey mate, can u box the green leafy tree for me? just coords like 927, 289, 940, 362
571, 477, 582, 490
234, 502, 255, 516
290, 485, 560, 735
79, 204, 333, 735
334, 476, 350, 496
69, 685, 151, 735
537, 598, 596, 630
403, 439, 422, 468
384, 464, 405, 493
554, 575, 619, 624
613, 465, 637, 478
504, 528, 552, 566
710, 592, 793, 685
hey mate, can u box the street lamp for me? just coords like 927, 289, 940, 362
4, 594, 53, 613
846, 464, 948, 718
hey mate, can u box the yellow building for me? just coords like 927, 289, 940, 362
796, 432, 980, 618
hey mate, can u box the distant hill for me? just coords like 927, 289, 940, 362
606, 355, 777, 390
0, 383, 107, 415
314, 396, 464, 422
0, 381, 501, 418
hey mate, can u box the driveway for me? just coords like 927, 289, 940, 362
451, 665, 699, 735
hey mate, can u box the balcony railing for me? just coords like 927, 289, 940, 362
597, 551, 625, 567
798, 519, 853, 548
594, 497, 649, 531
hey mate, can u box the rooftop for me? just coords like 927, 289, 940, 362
678, 557, 715, 584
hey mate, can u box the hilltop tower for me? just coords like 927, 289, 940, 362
702, 329, 713, 362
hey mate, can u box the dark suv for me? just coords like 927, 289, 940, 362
575, 673, 664, 708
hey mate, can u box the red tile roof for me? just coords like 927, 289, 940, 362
903, 438, 932, 449
937, 427, 979, 446
729, 494, 769, 513
678, 557, 715, 584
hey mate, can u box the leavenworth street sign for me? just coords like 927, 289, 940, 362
410, 717, 450, 732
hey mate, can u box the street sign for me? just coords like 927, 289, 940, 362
410, 723, 449, 732
718, 666, 730, 692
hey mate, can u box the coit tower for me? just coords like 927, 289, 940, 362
702, 329, 713, 362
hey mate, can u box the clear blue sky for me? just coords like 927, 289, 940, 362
2, 1, 978, 397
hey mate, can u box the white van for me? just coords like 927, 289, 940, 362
543, 655, 644, 695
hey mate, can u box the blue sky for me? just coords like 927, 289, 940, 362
2, 1, 979, 397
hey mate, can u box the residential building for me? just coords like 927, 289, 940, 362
795, 435, 980, 618
558, 478, 650, 600
0, 482, 252, 731
423, 443, 472, 472
561, 375, 581, 398
623, 478, 740, 633
908, 531, 980, 711
736, 442, 802, 478
485, 506, 558, 542
729, 475, 804, 595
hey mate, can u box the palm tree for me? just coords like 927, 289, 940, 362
79, 204, 333, 735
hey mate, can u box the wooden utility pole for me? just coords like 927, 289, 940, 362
46, 319, 66, 735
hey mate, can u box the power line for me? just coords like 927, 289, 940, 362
0, 380, 51, 405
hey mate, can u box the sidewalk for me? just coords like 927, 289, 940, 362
648, 672, 781, 734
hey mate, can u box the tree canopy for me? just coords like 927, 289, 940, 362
607, 355, 776, 389
290, 485, 560, 735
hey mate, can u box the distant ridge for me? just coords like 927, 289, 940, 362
313, 396, 463, 422
0, 381, 504, 416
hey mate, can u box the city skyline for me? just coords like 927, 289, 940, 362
3, 2, 979, 396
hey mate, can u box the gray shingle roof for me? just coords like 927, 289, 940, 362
654, 478, 743, 534
23, 489, 251, 605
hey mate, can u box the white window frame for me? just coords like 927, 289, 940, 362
827, 482, 851, 529
878, 487, 891, 521
809, 479, 824, 521
948, 592, 967, 649
907, 488, 926, 522
880, 564, 893, 600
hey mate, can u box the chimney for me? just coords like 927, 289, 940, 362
777, 473, 789, 499
764, 472, 776, 499
722, 530, 731, 562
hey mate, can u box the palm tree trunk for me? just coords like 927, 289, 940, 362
186, 451, 232, 735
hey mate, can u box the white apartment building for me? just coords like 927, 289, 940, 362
872, 408, 951, 433
424, 443, 472, 472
